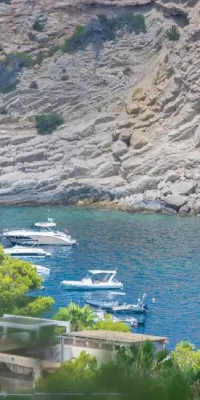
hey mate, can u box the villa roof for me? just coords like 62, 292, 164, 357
67, 330, 168, 345
0, 315, 57, 329
0, 315, 70, 331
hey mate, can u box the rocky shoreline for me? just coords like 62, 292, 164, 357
1, 170, 200, 216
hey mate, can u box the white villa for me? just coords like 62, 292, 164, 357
0, 314, 168, 393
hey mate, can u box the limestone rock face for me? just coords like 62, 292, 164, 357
194, 125, 200, 148
165, 171, 180, 183
111, 140, 128, 158
164, 194, 187, 211
169, 181, 198, 196
0, 0, 199, 214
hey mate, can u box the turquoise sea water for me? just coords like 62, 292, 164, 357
0, 205, 199, 349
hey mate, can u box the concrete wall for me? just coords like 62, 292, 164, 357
63, 345, 116, 366
44, 343, 116, 366
0, 374, 33, 393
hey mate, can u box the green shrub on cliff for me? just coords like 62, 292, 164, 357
5, 52, 36, 68
0, 106, 7, 114
0, 80, 19, 93
35, 113, 64, 135
0, 0, 11, 4
167, 25, 180, 41
33, 19, 44, 32
62, 13, 146, 54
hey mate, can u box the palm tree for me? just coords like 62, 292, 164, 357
117, 340, 169, 374
54, 303, 95, 331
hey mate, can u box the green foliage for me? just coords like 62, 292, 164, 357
117, 341, 169, 372
32, 19, 44, 32
61, 74, 68, 81
123, 66, 132, 76
93, 315, 130, 332
4, 51, 45, 71
29, 80, 38, 89
0, 80, 18, 93
61, 13, 146, 54
36, 343, 199, 399
35, 113, 64, 135
171, 341, 200, 374
61, 25, 86, 53
28, 32, 36, 41
37, 351, 97, 393
0, 246, 54, 316
16, 296, 55, 317
48, 46, 59, 57
0, 106, 7, 114
54, 303, 95, 331
6, 52, 35, 68
167, 25, 180, 41
35, 51, 45, 65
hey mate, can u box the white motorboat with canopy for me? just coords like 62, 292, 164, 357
4, 245, 51, 258
3, 217, 77, 246
60, 270, 123, 290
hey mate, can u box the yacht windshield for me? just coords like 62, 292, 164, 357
90, 273, 112, 283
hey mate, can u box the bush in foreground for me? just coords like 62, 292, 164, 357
36, 343, 200, 399
35, 113, 64, 135
0, 245, 54, 316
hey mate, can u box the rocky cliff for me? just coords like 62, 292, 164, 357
0, 0, 200, 214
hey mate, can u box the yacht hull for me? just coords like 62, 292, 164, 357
61, 282, 123, 290
4, 234, 76, 246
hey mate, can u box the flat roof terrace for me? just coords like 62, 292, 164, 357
65, 330, 168, 348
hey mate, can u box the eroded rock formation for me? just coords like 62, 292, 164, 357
0, 0, 200, 214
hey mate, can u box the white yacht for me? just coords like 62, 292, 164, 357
4, 246, 51, 258
60, 270, 123, 290
3, 218, 77, 246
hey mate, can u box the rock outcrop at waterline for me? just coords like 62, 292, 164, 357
0, 0, 200, 214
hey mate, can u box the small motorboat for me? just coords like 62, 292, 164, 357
34, 218, 56, 229
116, 316, 145, 327
33, 264, 50, 276
86, 294, 149, 314
4, 245, 51, 258
60, 270, 123, 290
